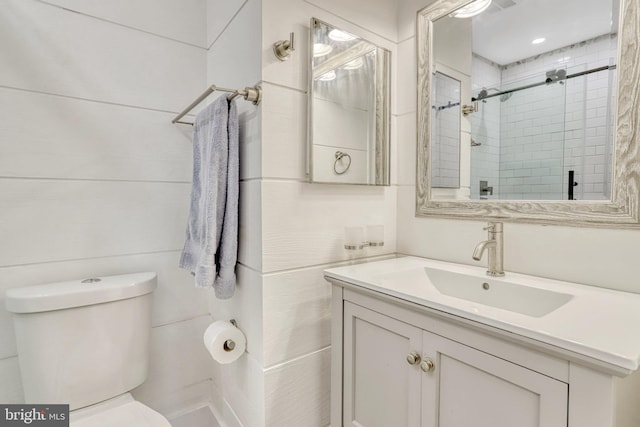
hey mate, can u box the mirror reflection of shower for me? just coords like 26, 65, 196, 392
473, 66, 570, 105
470, 43, 617, 201
545, 68, 566, 84
431, 71, 461, 189
473, 87, 513, 104
429, 0, 619, 203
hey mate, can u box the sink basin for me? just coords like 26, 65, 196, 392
425, 267, 573, 317
323, 256, 640, 372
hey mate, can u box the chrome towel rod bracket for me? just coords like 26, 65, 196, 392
172, 84, 262, 125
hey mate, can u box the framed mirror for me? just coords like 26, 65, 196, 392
307, 18, 391, 185
416, 0, 640, 227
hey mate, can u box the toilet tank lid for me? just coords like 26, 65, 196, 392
5, 272, 157, 314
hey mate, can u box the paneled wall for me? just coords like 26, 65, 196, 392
0, 0, 214, 422
203, 1, 265, 426
1, 1, 398, 425
259, 0, 399, 425
202, 0, 399, 425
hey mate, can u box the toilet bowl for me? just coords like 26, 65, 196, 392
70, 394, 170, 427
5, 272, 171, 427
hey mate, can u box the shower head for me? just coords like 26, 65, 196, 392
473, 87, 500, 102
500, 92, 513, 102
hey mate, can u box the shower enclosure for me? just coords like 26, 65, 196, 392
470, 47, 616, 201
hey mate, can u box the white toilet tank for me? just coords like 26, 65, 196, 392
5, 272, 157, 411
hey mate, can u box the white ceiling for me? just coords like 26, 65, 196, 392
471, 0, 618, 65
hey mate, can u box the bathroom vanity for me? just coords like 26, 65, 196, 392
324, 257, 640, 427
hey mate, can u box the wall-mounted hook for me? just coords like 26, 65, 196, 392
462, 101, 478, 116
273, 32, 295, 61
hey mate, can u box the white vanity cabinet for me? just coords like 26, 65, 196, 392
326, 264, 640, 427
342, 300, 567, 427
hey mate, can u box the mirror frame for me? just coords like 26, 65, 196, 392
416, 0, 640, 228
307, 17, 391, 186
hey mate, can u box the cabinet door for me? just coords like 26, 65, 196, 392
421, 330, 568, 427
343, 302, 423, 427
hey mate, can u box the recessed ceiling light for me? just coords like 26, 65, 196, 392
450, 0, 492, 18
329, 29, 356, 42
313, 43, 333, 57
532, 37, 546, 45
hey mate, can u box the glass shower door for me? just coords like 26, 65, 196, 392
497, 73, 567, 200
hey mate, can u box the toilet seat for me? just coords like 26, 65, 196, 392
70, 394, 171, 427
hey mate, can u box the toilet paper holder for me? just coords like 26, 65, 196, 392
224, 319, 239, 352
204, 318, 246, 364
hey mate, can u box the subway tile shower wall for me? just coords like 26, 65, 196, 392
471, 34, 616, 200
432, 72, 462, 189
470, 57, 502, 199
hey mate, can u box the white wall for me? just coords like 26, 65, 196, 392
0, 0, 215, 421
203, 1, 265, 426
203, 1, 399, 425
241, 0, 399, 426
397, 0, 640, 296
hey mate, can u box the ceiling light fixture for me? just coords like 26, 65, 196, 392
318, 70, 337, 81
343, 57, 364, 70
313, 43, 333, 57
450, 0, 492, 18
532, 37, 546, 44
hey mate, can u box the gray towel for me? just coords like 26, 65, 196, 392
179, 95, 239, 299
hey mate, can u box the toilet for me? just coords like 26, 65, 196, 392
5, 272, 171, 427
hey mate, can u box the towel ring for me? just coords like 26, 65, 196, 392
334, 151, 352, 175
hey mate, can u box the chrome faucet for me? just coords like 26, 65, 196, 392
472, 222, 504, 277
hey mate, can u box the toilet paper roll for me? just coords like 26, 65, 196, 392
203, 321, 246, 364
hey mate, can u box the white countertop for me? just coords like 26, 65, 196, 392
324, 256, 640, 373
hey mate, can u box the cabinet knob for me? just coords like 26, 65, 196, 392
406, 351, 421, 365
420, 358, 435, 372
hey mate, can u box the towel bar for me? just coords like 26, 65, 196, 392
172, 84, 262, 125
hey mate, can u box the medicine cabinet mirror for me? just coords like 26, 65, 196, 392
416, 0, 640, 227
307, 18, 390, 186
